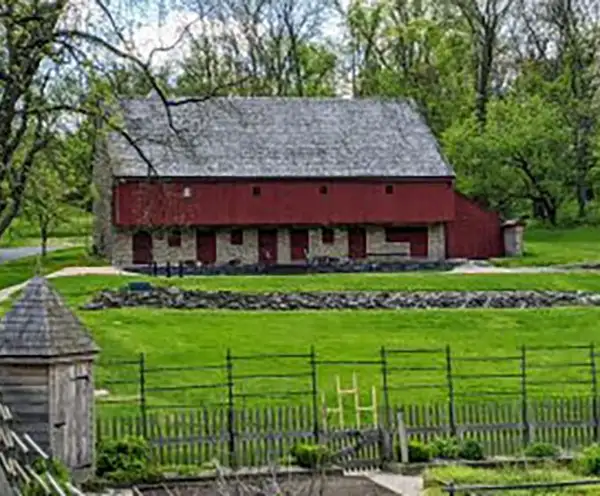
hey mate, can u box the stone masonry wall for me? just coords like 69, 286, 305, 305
216, 229, 259, 264
428, 223, 446, 260
366, 226, 410, 259
308, 227, 348, 258
112, 224, 448, 266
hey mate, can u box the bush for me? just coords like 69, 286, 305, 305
430, 437, 460, 460
458, 439, 485, 461
404, 440, 432, 463
290, 443, 330, 469
524, 442, 561, 459
576, 444, 600, 476
96, 436, 156, 483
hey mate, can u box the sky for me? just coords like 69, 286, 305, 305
123, 1, 350, 67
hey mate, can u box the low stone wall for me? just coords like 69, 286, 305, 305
82, 288, 600, 311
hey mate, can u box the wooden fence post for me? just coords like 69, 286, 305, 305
397, 410, 409, 463
591, 343, 599, 442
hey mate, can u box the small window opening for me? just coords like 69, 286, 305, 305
230, 229, 243, 245
322, 228, 334, 244
252, 186, 261, 196
168, 229, 182, 247
385, 185, 394, 195
319, 185, 328, 195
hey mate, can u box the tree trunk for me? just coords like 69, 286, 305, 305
41, 224, 48, 257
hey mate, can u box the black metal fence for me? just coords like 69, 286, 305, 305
96, 343, 600, 441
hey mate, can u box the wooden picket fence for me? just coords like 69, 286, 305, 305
96, 395, 600, 467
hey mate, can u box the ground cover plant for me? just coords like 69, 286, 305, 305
423, 463, 600, 495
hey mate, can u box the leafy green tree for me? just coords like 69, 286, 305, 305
443, 94, 574, 224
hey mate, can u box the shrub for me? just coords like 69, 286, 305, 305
458, 439, 485, 461
290, 443, 330, 469
96, 436, 155, 483
404, 440, 432, 463
430, 437, 460, 460
576, 444, 600, 476
525, 442, 561, 459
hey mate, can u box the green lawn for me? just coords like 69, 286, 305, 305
0, 248, 105, 290
67, 302, 600, 413
495, 226, 600, 267
424, 464, 600, 495
51, 271, 600, 303
0, 207, 91, 248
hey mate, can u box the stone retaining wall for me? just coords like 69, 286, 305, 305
83, 288, 600, 311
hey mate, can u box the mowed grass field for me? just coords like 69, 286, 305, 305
38, 272, 600, 414
495, 226, 600, 267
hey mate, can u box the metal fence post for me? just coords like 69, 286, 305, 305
139, 352, 148, 439
591, 343, 599, 442
520, 345, 530, 447
445, 345, 456, 437
309, 346, 320, 443
226, 348, 237, 468
380, 346, 391, 427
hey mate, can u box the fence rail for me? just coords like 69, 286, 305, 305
96, 343, 600, 428
0, 401, 82, 496
97, 395, 600, 467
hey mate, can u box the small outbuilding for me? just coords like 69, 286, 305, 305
0, 277, 99, 478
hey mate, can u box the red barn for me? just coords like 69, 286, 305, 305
93, 96, 522, 266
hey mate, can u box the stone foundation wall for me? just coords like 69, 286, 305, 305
111, 224, 448, 266
308, 228, 348, 258
428, 223, 446, 260
216, 229, 259, 264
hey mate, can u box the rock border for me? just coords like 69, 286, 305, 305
82, 288, 600, 311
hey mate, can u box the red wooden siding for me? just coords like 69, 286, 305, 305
348, 227, 367, 259
446, 192, 504, 259
384, 226, 428, 257
290, 229, 309, 261
114, 179, 455, 227
258, 229, 278, 264
196, 230, 217, 264
132, 231, 153, 264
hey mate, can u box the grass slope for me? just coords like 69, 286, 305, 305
72, 304, 600, 411
495, 226, 600, 267
0, 207, 92, 248
52, 271, 600, 300
0, 248, 105, 290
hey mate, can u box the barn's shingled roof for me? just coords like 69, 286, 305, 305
0, 277, 99, 358
108, 96, 455, 178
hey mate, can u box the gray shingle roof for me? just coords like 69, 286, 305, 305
0, 277, 99, 358
108, 96, 455, 178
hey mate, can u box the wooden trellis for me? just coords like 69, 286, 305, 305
321, 372, 377, 430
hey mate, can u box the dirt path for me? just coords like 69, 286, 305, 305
0, 266, 134, 303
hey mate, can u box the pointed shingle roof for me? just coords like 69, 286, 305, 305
0, 277, 99, 358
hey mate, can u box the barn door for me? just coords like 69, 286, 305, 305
196, 230, 216, 264
348, 227, 367, 259
132, 231, 153, 264
258, 229, 278, 264
290, 229, 309, 261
